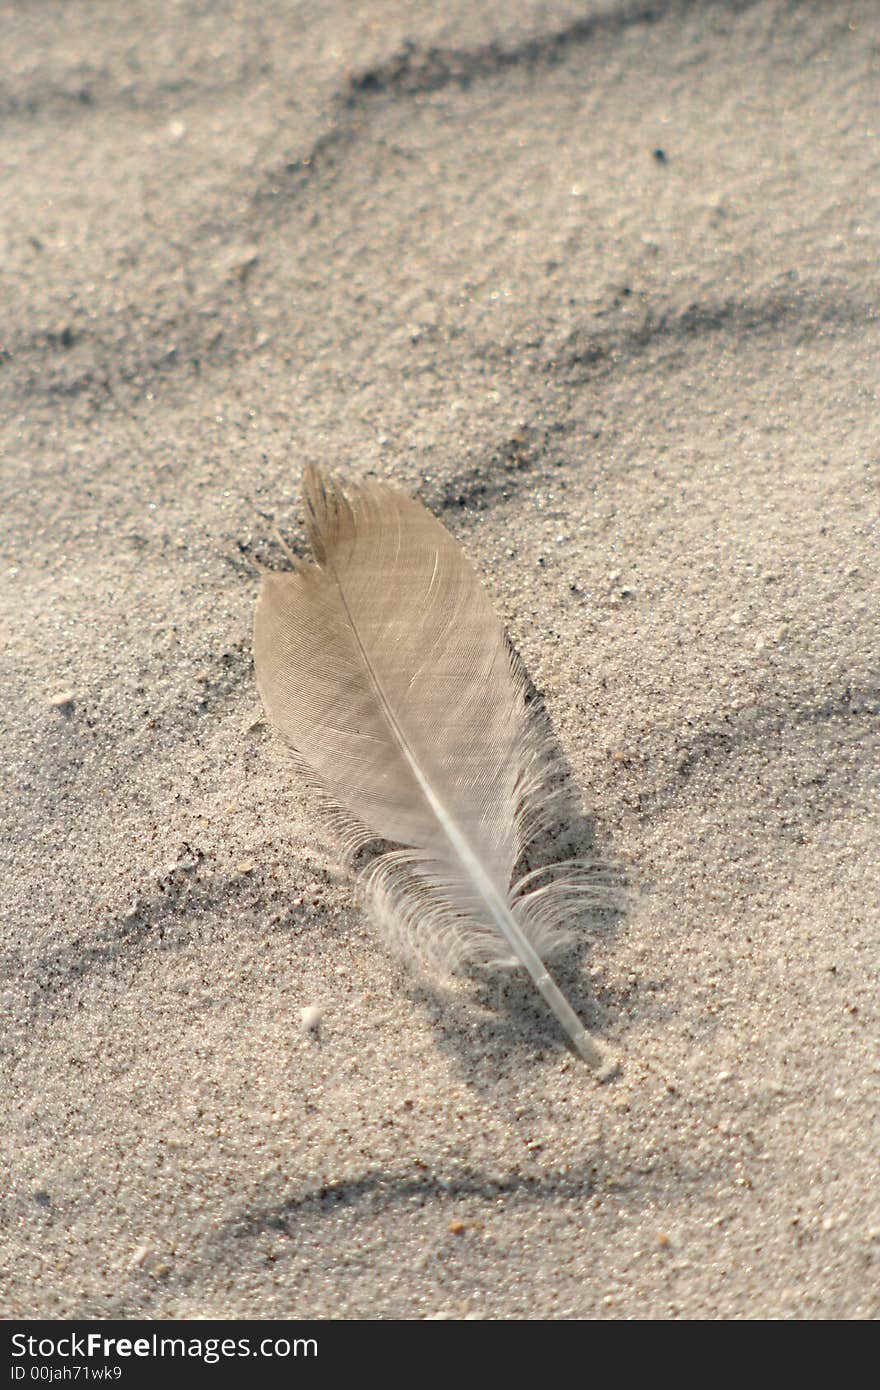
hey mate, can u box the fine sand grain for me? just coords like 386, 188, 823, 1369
1, 0, 878, 1318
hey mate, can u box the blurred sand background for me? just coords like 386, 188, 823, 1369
1, 0, 878, 1318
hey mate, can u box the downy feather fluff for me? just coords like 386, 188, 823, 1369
253, 467, 617, 1075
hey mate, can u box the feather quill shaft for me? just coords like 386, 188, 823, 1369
254, 467, 616, 1076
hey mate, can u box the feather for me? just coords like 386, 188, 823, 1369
253, 467, 618, 1077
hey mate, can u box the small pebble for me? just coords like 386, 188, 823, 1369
49, 690, 75, 709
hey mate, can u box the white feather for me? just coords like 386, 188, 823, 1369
253, 467, 618, 1076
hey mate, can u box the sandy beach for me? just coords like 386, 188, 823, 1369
1, 0, 878, 1318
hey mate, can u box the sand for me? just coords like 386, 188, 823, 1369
1, 0, 878, 1319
